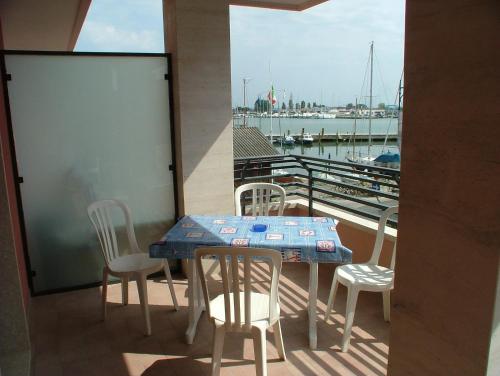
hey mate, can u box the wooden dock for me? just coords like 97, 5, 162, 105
266, 133, 398, 142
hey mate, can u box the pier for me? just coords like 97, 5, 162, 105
266, 133, 398, 142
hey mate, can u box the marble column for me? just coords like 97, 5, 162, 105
163, 0, 235, 216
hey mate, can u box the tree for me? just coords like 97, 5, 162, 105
378, 102, 386, 109
313, 102, 317, 108
295, 103, 300, 110
288, 98, 294, 110
346, 103, 353, 109
307, 102, 311, 109
300, 100, 306, 109
254, 98, 269, 113
281, 102, 286, 110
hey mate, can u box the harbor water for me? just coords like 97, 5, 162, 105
274, 140, 399, 160
236, 116, 400, 159
239, 116, 398, 136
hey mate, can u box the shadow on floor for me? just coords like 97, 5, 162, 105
31, 263, 389, 376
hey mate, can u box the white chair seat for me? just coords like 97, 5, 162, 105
336, 264, 394, 290
210, 292, 280, 325
108, 253, 163, 274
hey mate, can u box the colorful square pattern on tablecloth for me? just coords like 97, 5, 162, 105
149, 215, 352, 264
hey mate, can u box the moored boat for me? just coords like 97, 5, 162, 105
373, 151, 400, 169
301, 132, 314, 144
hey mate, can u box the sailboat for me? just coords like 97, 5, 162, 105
346, 42, 376, 164
373, 151, 400, 169
346, 42, 401, 169
375, 77, 403, 169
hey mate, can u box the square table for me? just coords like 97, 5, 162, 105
150, 214, 352, 349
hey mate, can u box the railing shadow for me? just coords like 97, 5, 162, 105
30, 263, 389, 376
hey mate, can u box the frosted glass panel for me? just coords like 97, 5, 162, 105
6, 54, 175, 293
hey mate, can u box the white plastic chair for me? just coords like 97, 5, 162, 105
324, 206, 398, 352
87, 199, 179, 336
195, 247, 286, 376
235, 183, 286, 216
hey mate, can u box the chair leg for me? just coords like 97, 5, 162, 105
211, 324, 225, 376
342, 286, 360, 352
122, 276, 129, 306
226, 262, 232, 293
325, 271, 339, 322
102, 268, 109, 321
252, 326, 268, 376
272, 320, 286, 361
163, 264, 179, 311
136, 274, 151, 336
382, 290, 391, 322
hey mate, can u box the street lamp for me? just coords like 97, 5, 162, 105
243, 78, 251, 127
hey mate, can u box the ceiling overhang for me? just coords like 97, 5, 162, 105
230, 0, 328, 11
0, 0, 326, 52
0, 0, 91, 51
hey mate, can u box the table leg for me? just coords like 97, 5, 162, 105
308, 261, 318, 350
186, 259, 205, 344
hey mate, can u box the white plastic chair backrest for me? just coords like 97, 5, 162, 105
234, 183, 286, 216
87, 199, 140, 266
368, 206, 398, 268
195, 247, 282, 330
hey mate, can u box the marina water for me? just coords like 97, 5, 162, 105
237, 116, 400, 159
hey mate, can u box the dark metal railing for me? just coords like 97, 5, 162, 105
234, 154, 400, 227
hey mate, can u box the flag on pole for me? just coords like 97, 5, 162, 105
268, 85, 277, 107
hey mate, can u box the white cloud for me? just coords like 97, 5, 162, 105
77, 20, 163, 52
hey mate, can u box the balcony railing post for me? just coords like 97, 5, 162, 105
308, 169, 313, 217
234, 154, 400, 226
294, 155, 314, 217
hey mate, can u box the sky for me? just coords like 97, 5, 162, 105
76, 0, 405, 108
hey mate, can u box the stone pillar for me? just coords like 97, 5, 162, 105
163, 0, 235, 216
388, 1, 500, 375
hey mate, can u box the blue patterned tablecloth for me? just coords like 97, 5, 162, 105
149, 215, 352, 264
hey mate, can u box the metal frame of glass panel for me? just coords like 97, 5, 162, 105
0, 50, 178, 295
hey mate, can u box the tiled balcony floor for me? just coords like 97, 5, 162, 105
31, 263, 389, 376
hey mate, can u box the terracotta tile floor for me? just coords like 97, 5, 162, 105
31, 263, 389, 376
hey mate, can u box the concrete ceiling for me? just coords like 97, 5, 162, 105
0, 0, 91, 51
0, 0, 324, 51
230, 0, 328, 11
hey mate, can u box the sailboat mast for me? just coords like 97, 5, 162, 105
270, 85, 273, 144
243, 78, 250, 127
353, 97, 357, 156
398, 76, 403, 153
368, 41, 374, 156
398, 78, 402, 109
269, 62, 273, 144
